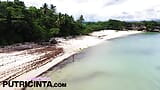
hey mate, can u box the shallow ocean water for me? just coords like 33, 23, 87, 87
27, 32, 160, 90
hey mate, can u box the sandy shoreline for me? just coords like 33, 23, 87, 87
0, 30, 142, 90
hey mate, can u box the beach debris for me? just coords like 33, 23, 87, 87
0, 45, 64, 83
49, 38, 58, 44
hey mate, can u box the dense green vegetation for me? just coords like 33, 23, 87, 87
0, 0, 160, 45
85, 19, 160, 32
0, 0, 85, 45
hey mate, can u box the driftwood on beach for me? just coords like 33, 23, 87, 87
0, 40, 58, 53
0, 43, 42, 53
0, 44, 63, 84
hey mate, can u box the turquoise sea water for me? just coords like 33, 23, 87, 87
28, 32, 160, 90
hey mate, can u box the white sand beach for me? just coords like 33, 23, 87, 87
0, 30, 142, 90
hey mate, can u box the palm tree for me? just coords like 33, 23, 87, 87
56, 13, 65, 27
43, 3, 48, 14
50, 4, 56, 13
77, 15, 84, 23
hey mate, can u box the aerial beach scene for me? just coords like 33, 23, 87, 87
0, 0, 160, 90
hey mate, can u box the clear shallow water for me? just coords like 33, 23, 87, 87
28, 32, 160, 90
